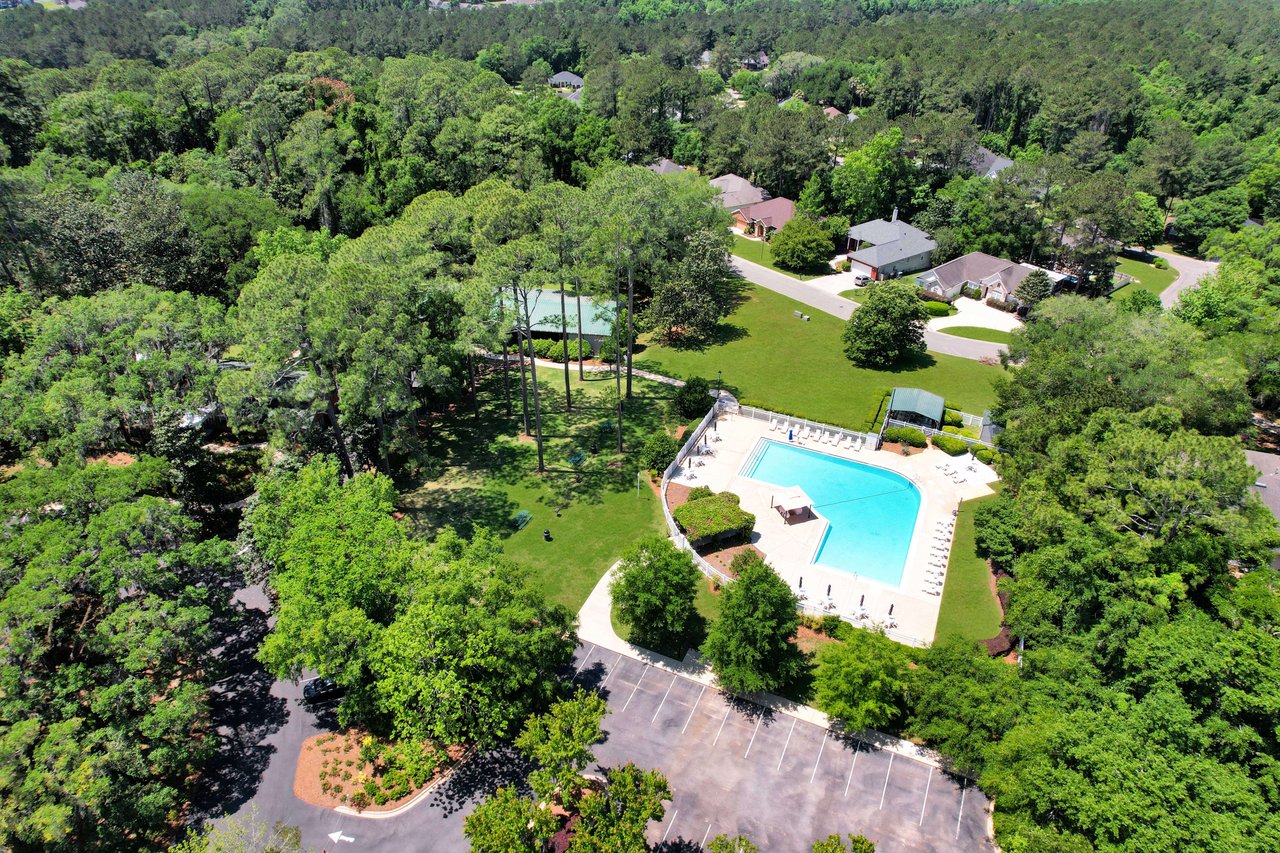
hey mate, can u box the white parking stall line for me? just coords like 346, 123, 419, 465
776, 717, 797, 770
712, 708, 731, 746
810, 730, 828, 783
700, 823, 714, 847
651, 673, 678, 722
844, 749, 858, 797
600, 653, 624, 688
743, 717, 762, 758
571, 645, 595, 678
661, 810, 679, 842
955, 782, 967, 839
621, 665, 648, 712
682, 685, 706, 734
879, 754, 895, 810
918, 766, 933, 825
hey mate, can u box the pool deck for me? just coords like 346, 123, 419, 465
671, 412, 1000, 646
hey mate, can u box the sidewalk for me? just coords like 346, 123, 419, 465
576, 565, 946, 769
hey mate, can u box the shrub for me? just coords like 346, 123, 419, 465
922, 300, 952, 317
974, 447, 996, 464
673, 376, 712, 419
931, 433, 969, 456
961, 284, 982, 300
882, 426, 927, 447
819, 614, 844, 636
639, 431, 679, 472
985, 296, 1017, 312
673, 492, 755, 543
686, 485, 714, 501
836, 260, 851, 272
598, 336, 619, 363
728, 548, 766, 575
1152, 256, 1170, 270
943, 409, 964, 427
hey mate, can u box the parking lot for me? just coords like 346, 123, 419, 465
573, 642, 992, 853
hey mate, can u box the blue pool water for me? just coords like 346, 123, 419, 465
740, 439, 920, 586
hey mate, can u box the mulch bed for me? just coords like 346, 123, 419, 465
696, 541, 763, 577
294, 730, 465, 813
665, 481, 693, 512
880, 442, 923, 456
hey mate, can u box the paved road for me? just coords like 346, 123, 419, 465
1151, 249, 1218, 308
730, 258, 1005, 363
575, 642, 993, 852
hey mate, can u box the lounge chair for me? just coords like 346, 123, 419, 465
769, 417, 779, 431
823, 431, 834, 444
925, 589, 941, 596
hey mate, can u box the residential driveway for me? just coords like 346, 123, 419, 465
575, 642, 994, 852
929, 298, 1022, 333
1150, 249, 1218, 307
731, 258, 1005, 363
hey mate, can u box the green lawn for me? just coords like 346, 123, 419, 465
636, 285, 1001, 428
840, 288, 869, 303
399, 371, 677, 612
936, 326, 1013, 345
1111, 255, 1177, 298
934, 491, 1004, 642
731, 234, 828, 281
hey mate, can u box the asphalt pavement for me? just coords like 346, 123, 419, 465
729, 258, 1006, 363
1151, 249, 1218, 307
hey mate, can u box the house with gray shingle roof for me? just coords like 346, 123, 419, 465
916, 251, 1070, 303
648, 158, 685, 175
549, 71, 584, 89
968, 146, 1014, 179
845, 212, 936, 280
709, 173, 769, 211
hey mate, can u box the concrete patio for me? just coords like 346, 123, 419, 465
670, 412, 998, 646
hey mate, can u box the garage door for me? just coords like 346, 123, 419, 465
847, 258, 874, 278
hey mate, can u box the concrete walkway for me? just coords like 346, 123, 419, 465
576, 565, 945, 769
730, 257, 1005, 362
1150, 248, 1219, 308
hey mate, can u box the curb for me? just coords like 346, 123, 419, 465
333, 746, 477, 820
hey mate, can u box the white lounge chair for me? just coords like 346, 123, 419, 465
925, 589, 941, 596
824, 431, 836, 444
854, 436, 864, 452
768, 418, 779, 431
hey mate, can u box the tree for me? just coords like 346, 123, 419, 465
1172, 187, 1250, 253
701, 554, 802, 695
830, 128, 912, 223
568, 763, 671, 852
841, 282, 928, 367
168, 807, 304, 853
611, 536, 702, 650
515, 689, 609, 805
1125, 191, 1165, 249
1014, 269, 1053, 309
464, 786, 559, 853
0, 459, 234, 851
645, 228, 737, 343
770, 214, 833, 272
813, 630, 910, 731
709, 835, 760, 853
797, 173, 828, 217
811, 834, 877, 853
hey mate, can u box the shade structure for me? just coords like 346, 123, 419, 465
775, 488, 813, 516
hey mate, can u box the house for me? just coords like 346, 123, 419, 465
548, 71, 584, 89
915, 251, 1069, 303
647, 158, 685, 175
968, 146, 1014, 180
743, 51, 770, 70
822, 106, 856, 122
709, 173, 769, 211
696, 49, 713, 69
733, 197, 796, 238
845, 212, 936, 280
556, 89, 581, 105
506, 289, 614, 355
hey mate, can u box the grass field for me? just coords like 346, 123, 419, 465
731, 234, 829, 280
636, 285, 1001, 428
840, 288, 869, 303
399, 370, 679, 612
1111, 255, 1177, 298
934, 491, 1004, 642
936, 326, 1013, 345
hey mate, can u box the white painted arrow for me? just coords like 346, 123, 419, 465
327, 830, 355, 843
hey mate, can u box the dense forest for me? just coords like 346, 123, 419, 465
1, 0, 1279, 850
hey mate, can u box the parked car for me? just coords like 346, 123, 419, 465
851, 273, 871, 284
302, 677, 341, 704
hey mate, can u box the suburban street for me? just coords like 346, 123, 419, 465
729, 258, 1007, 362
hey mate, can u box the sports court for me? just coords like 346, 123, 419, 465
572, 642, 993, 852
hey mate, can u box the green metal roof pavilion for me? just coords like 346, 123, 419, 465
888, 387, 945, 427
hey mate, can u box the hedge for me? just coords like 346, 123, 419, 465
672, 491, 755, 543
738, 398, 860, 432
931, 433, 970, 456
882, 426, 927, 447
923, 301, 952, 317
985, 296, 1017, 313
974, 447, 1003, 466
686, 485, 714, 502
943, 409, 964, 427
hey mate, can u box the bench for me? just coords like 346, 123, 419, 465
512, 510, 532, 530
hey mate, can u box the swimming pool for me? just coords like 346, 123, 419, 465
740, 439, 920, 586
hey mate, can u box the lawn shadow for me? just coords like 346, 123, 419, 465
878, 350, 939, 373
399, 485, 519, 539
188, 596, 288, 823
648, 320, 750, 354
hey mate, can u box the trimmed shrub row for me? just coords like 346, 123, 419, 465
931, 433, 970, 456
882, 426, 927, 447
521, 337, 593, 362
985, 297, 1018, 313
942, 409, 964, 427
